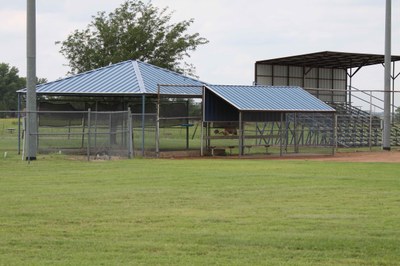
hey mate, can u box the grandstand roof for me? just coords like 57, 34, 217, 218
256, 51, 400, 69
19, 60, 205, 96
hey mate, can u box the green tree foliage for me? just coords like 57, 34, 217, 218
57, 0, 208, 76
0, 63, 25, 110
0, 63, 47, 111
395, 107, 400, 123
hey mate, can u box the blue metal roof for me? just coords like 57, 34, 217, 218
21, 60, 205, 96
205, 85, 336, 112
138, 61, 205, 95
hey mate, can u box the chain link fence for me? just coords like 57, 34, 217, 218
204, 112, 335, 157
0, 110, 133, 160
0, 111, 20, 159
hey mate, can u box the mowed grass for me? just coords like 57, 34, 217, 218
0, 155, 399, 265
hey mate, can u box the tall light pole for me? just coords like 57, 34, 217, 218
383, 0, 391, 150
26, 0, 37, 160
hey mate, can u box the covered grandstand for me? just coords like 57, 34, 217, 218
255, 51, 400, 147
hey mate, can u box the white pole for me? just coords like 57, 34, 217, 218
383, 0, 392, 150
26, 0, 37, 160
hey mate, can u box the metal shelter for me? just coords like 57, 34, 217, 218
255, 51, 400, 148
256, 51, 400, 69
255, 51, 400, 107
202, 85, 336, 156
17, 60, 206, 156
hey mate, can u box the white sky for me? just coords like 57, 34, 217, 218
1, 0, 399, 91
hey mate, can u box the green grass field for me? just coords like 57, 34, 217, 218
0, 154, 399, 265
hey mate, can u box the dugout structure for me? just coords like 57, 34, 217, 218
200, 85, 336, 157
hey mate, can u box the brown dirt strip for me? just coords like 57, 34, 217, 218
298, 150, 400, 163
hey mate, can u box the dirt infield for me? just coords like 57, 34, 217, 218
307, 150, 400, 163
161, 149, 400, 163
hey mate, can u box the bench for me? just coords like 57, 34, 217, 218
6, 128, 15, 134
209, 144, 271, 156
243, 144, 271, 154
209, 146, 227, 156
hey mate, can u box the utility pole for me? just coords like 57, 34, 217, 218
383, 0, 391, 150
26, 0, 37, 160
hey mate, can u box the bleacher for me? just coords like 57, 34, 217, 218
329, 103, 400, 147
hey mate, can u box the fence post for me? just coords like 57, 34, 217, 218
87, 108, 91, 161
369, 91, 373, 151
22, 117, 26, 161
156, 85, 160, 157
280, 113, 283, 157
294, 113, 298, 153
200, 120, 204, 156
141, 95, 146, 157
333, 113, 337, 155
128, 108, 133, 158
17, 93, 21, 155
239, 112, 243, 157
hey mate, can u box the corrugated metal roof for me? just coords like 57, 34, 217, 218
138, 61, 205, 95
256, 51, 400, 69
21, 60, 205, 96
33, 61, 141, 95
206, 85, 336, 112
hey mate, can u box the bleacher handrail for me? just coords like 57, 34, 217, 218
349, 85, 399, 112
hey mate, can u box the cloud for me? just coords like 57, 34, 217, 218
0, 0, 399, 91
0, 10, 25, 33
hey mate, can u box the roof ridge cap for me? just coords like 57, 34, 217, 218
137, 60, 207, 84
131, 61, 146, 93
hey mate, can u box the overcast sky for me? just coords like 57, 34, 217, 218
1, 0, 399, 90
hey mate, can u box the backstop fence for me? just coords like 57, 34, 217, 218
0, 110, 133, 160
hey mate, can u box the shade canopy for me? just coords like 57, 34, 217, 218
256, 51, 400, 69
19, 60, 206, 96
203, 85, 335, 122
206, 85, 335, 112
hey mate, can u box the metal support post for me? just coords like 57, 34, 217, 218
186, 100, 190, 150
333, 113, 337, 155
294, 113, 298, 153
17, 93, 21, 155
141, 94, 146, 156
87, 108, 91, 161
156, 85, 160, 157
200, 87, 205, 156
280, 113, 283, 157
392, 62, 395, 124
383, 0, 392, 150
348, 68, 352, 107
128, 107, 133, 158
369, 92, 373, 151
26, 0, 37, 160
239, 112, 243, 157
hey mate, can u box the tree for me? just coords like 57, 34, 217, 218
395, 107, 400, 123
0, 63, 25, 110
57, 0, 208, 77
0, 63, 47, 111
